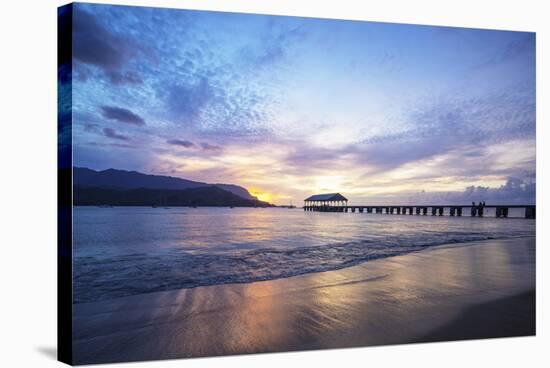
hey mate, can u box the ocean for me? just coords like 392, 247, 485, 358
73, 207, 535, 303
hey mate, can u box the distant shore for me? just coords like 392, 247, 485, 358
73, 237, 535, 365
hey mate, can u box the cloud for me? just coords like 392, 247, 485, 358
100, 106, 146, 126
352, 85, 535, 173
162, 76, 271, 137
281, 84, 536, 180
500, 34, 535, 61
72, 6, 154, 84
103, 128, 130, 141
200, 142, 222, 151
84, 123, 100, 133
485, 34, 535, 67
283, 144, 351, 175
73, 8, 126, 70
158, 140, 222, 156
150, 17, 298, 137
167, 139, 195, 148
106, 71, 143, 85
404, 176, 535, 205
467, 33, 535, 77
246, 21, 306, 68
280, 80, 535, 178
165, 78, 214, 125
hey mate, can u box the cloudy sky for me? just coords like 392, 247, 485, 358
70, 3, 535, 205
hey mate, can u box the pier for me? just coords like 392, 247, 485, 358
303, 193, 536, 219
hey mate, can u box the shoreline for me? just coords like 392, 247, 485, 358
73, 235, 535, 304
73, 236, 535, 365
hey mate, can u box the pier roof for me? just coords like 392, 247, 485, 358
304, 193, 348, 202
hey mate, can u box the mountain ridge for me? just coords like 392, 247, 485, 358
73, 186, 272, 207
73, 167, 259, 201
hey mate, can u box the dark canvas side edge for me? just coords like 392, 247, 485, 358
58, 3, 73, 365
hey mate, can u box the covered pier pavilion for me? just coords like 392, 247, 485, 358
304, 193, 348, 212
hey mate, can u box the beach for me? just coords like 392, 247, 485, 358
73, 236, 535, 365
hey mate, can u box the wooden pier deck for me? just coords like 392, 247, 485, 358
303, 204, 536, 219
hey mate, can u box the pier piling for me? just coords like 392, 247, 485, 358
302, 196, 534, 219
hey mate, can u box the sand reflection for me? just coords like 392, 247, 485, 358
73, 237, 535, 364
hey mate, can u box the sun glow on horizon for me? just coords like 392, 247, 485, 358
249, 189, 274, 203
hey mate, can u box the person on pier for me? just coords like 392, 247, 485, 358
478, 201, 485, 217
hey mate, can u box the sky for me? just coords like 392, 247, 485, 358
69, 3, 536, 205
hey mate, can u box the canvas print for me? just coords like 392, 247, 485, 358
58, 3, 536, 365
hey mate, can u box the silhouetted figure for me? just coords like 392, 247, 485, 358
471, 202, 477, 217
478, 201, 485, 217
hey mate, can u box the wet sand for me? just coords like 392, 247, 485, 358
73, 237, 535, 365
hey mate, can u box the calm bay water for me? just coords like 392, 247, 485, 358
73, 207, 535, 303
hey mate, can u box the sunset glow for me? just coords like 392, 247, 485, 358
70, 4, 535, 205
